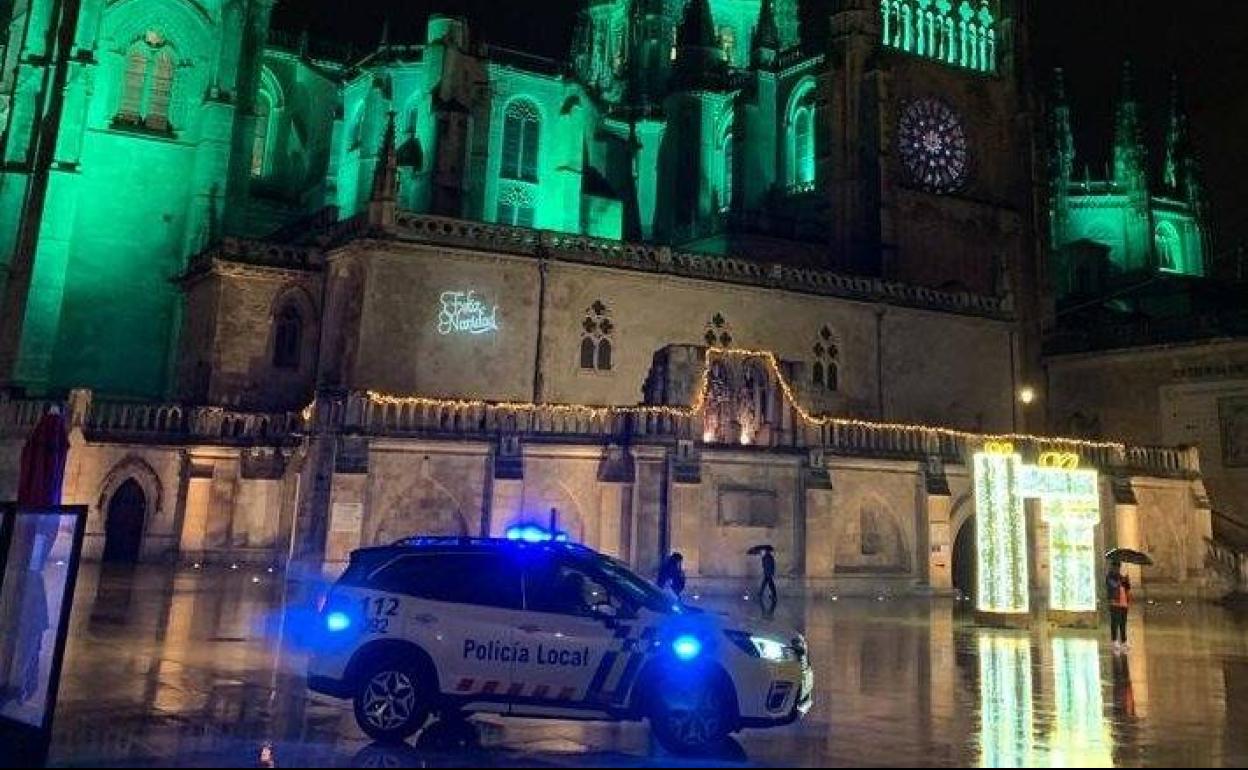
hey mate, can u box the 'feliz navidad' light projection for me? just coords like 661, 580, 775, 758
437, 290, 499, 335
974, 443, 1101, 616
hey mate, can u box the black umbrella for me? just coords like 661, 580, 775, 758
1106, 548, 1154, 566
747, 545, 774, 556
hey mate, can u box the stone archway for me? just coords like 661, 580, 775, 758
97, 456, 164, 564
952, 514, 976, 601
103, 479, 147, 563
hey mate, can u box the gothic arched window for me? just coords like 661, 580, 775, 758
251, 91, 274, 178
811, 325, 840, 392
719, 125, 735, 212
1155, 221, 1181, 272
116, 31, 177, 132
502, 99, 540, 182
273, 304, 303, 369
580, 300, 614, 371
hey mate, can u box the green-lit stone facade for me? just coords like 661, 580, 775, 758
880, 0, 997, 73
0, 0, 1020, 399
1047, 66, 1208, 300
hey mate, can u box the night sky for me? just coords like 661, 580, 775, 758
274, 0, 1248, 270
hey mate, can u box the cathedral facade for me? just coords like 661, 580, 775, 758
0, 0, 1218, 597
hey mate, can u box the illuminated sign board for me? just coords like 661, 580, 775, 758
437, 290, 498, 335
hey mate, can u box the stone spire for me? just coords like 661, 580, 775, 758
671, 0, 725, 91
752, 0, 781, 67
1163, 72, 1190, 193
1112, 61, 1146, 194
368, 112, 398, 227
1050, 68, 1074, 184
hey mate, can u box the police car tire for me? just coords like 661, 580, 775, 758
352, 657, 431, 743
648, 673, 734, 756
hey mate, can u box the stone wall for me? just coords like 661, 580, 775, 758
340, 240, 1016, 433
1047, 339, 1248, 526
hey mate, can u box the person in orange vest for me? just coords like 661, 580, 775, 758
1106, 560, 1132, 652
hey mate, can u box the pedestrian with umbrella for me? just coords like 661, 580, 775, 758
1105, 548, 1152, 653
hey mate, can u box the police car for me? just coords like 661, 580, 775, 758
308, 537, 813, 754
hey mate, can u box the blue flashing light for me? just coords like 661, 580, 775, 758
505, 524, 571, 543
672, 634, 703, 661
326, 611, 351, 633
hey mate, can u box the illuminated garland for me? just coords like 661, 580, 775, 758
364, 347, 1126, 452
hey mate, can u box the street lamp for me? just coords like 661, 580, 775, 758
1018, 386, 1036, 406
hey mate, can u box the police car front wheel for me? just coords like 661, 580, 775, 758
352, 659, 431, 743
649, 676, 735, 755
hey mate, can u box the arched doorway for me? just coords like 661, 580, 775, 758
952, 515, 976, 601
103, 479, 146, 563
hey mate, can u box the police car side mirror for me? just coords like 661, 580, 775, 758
592, 601, 619, 619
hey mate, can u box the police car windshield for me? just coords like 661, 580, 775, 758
591, 555, 681, 614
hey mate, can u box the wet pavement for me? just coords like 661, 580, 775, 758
44, 565, 1248, 767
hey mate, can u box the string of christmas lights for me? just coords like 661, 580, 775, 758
364, 347, 1127, 452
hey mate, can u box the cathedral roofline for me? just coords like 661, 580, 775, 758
316, 212, 1012, 321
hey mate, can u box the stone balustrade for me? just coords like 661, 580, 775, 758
0, 394, 303, 445
0, 389, 1200, 480
381, 213, 1009, 319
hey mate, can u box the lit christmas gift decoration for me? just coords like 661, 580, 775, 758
974, 448, 1029, 615
1019, 458, 1101, 613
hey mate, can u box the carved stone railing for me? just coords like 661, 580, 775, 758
0, 387, 1201, 481
339, 391, 1199, 479
385, 214, 1009, 319
187, 236, 322, 274
82, 401, 303, 443
0, 392, 303, 445
347, 394, 695, 443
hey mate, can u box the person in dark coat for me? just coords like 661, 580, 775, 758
759, 548, 778, 617
657, 553, 686, 599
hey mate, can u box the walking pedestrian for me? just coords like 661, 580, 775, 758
1106, 560, 1131, 652
759, 547, 778, 617
657, 552, 686, 600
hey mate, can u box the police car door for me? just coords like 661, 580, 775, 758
383, 551, 525, 710
512, 557, 637, 716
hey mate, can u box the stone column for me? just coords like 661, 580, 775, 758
925, 492, 953, 591
488, 479, 524, 537
324, 435, 369, 574
178, 461, 215, 562
668, 482, 703, 578
597, 483, 632, 560
1114, 501, 1141, 587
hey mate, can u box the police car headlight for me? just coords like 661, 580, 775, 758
725, 631, 795, 662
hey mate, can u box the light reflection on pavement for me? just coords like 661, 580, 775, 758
46, 565, 1248, 767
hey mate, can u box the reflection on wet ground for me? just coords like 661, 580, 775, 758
46, 565, 1248, 767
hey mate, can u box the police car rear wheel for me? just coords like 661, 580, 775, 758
353, 660, 430, 743
649, 677, 733, 755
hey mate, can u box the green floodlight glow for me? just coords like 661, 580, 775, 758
880, 0, 997, 74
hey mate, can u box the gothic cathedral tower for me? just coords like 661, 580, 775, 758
825, 0, 1031, 298
0, 0, 274, 398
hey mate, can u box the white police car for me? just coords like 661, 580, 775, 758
308, 537, 813, 754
